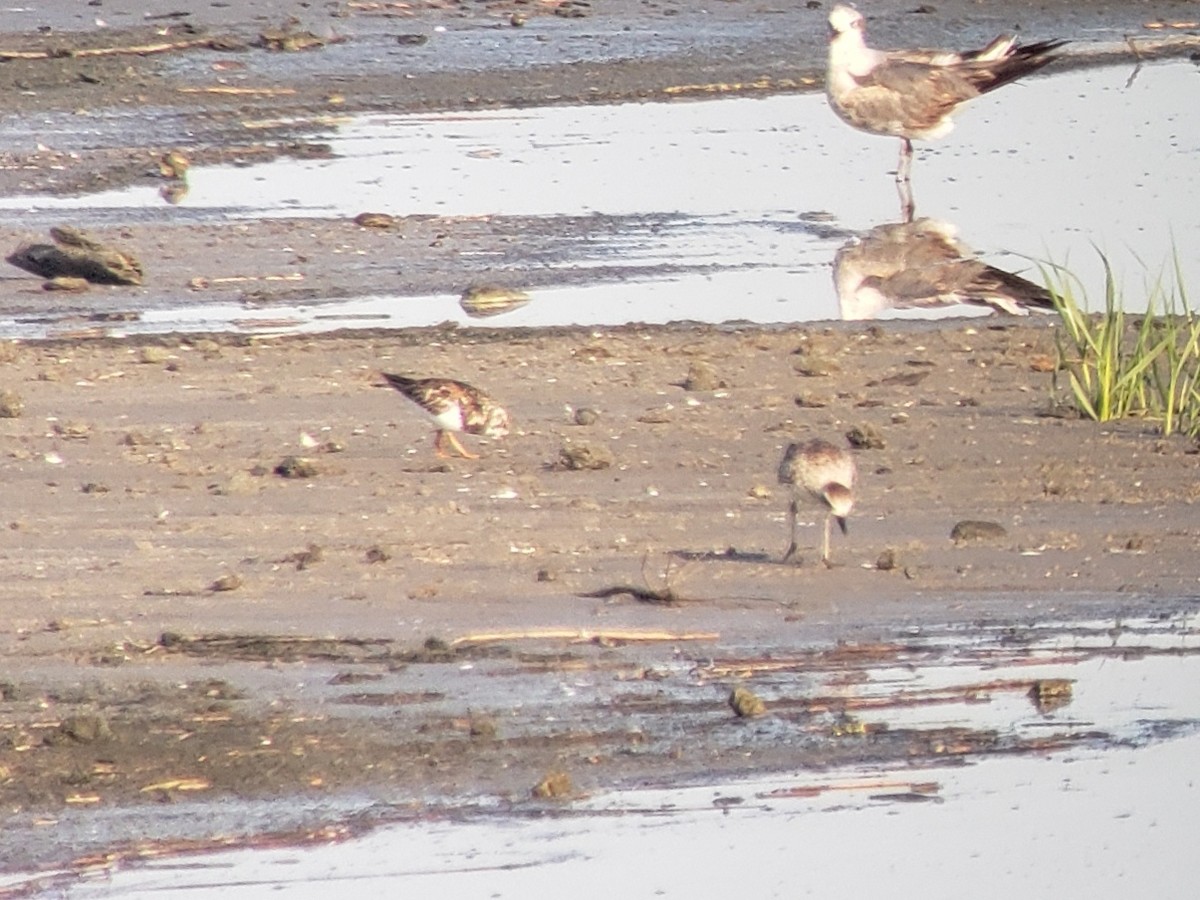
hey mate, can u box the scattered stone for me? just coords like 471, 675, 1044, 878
365, 545, 392, 564
536, 567, 558, 582
637, 408, 673, 424
0, 389, 24, 418
81, 482, 110, 494
459, 284, 531, 319
329, 671, 384, 686
54, 714, 114, 744
510, 11, 527, 26
553, 0, 591, 18
158, 149, 190, 179
0, 681, 17, 701
139, 346, 171, 364
876, 548, 899, 571
353, 212, 394, 228
7, 225, 143, 285
794, 394, 829, 408
282, 544, 323, 571
257, 28, 326, 51
682, 361, 724, 392
274, 456, 319, 479
747, 484, 771, 500
557, 442, 613, 470
469, 714, 497, 739
846, 423, 885, 449
877, 370, 930, 387
210, 470, 259, 496
1028, 353, 1058, 373
209, 573, 243, 592
950, 520, 1008, 544
573, 407, 599, 426
1028, 678, 1073, 713
396, 33, 429, 46
792, 354, 839, 377
729, 685, 767, 718
54, 420, 91, 439
532, 769, 573, 799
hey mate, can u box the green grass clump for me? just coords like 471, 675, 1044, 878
1046, 253, 1200, 438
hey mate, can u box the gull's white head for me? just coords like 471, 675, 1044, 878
828, 4, 865, 38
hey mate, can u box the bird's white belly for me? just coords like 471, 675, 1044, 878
430, 407, 465, 433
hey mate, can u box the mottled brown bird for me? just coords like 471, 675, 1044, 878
777, 438, 857, 565
382, 373, 510, 459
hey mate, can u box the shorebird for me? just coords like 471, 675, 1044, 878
382, 373, 510, 459
777, 438, 857, 566
826, 4, 1065, 214
834, 217, 1054, 319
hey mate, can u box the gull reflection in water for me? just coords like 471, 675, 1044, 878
834, 218, 1053, 320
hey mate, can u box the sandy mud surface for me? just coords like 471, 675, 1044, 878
1, 0, 1199, 884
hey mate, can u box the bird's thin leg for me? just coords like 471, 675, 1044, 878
441, 431, 479, 459
782, 498, 799, 564
896, 138, 914, 183
896, 139, 916, 223
821, 513, 833, 567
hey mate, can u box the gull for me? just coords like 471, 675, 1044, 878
826, 4, 1065, 216
834, 217, 1054, 320
382, 373, 510, 459
777, 438, 857, 566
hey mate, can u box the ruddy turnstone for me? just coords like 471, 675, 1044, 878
382, 373, 510, 459
826, 4, 1065, 201
777, 438, 857, 565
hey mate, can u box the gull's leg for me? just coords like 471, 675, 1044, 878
782, 498, 800, 564
896, 139, 916, 223
821, 513, 834, 567
896, 138, 914, 183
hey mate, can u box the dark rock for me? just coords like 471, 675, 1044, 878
950, 520, 1008, 543
275, 456, 319, 478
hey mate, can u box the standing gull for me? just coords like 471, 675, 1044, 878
382, 373, 510, 459
834, 217, 1054, 320
777, 438, 857, 566
826, 4, 1065, 216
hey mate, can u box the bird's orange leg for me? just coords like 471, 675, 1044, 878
437, 430, 479, 459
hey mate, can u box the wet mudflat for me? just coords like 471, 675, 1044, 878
6, 613, 1199, 896
0, 320, 1198, 888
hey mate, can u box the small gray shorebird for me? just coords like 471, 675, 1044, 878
825, 3, 1065, 205
382, 373, 510, 459
777, 438, 857, 566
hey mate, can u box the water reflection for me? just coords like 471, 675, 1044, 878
0, 60, 1197, 336
834, 217, 1053, 320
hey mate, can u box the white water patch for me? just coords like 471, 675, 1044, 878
0, 60, 1196, 331
14, 613, 1200, 899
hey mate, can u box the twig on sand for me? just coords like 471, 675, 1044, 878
0, 38, 214, 61
178, 86, 298, 96
449, 628, 719, 647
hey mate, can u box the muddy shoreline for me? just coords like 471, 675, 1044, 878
1, 0, 1199, 885
2, 319, 1198, 877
